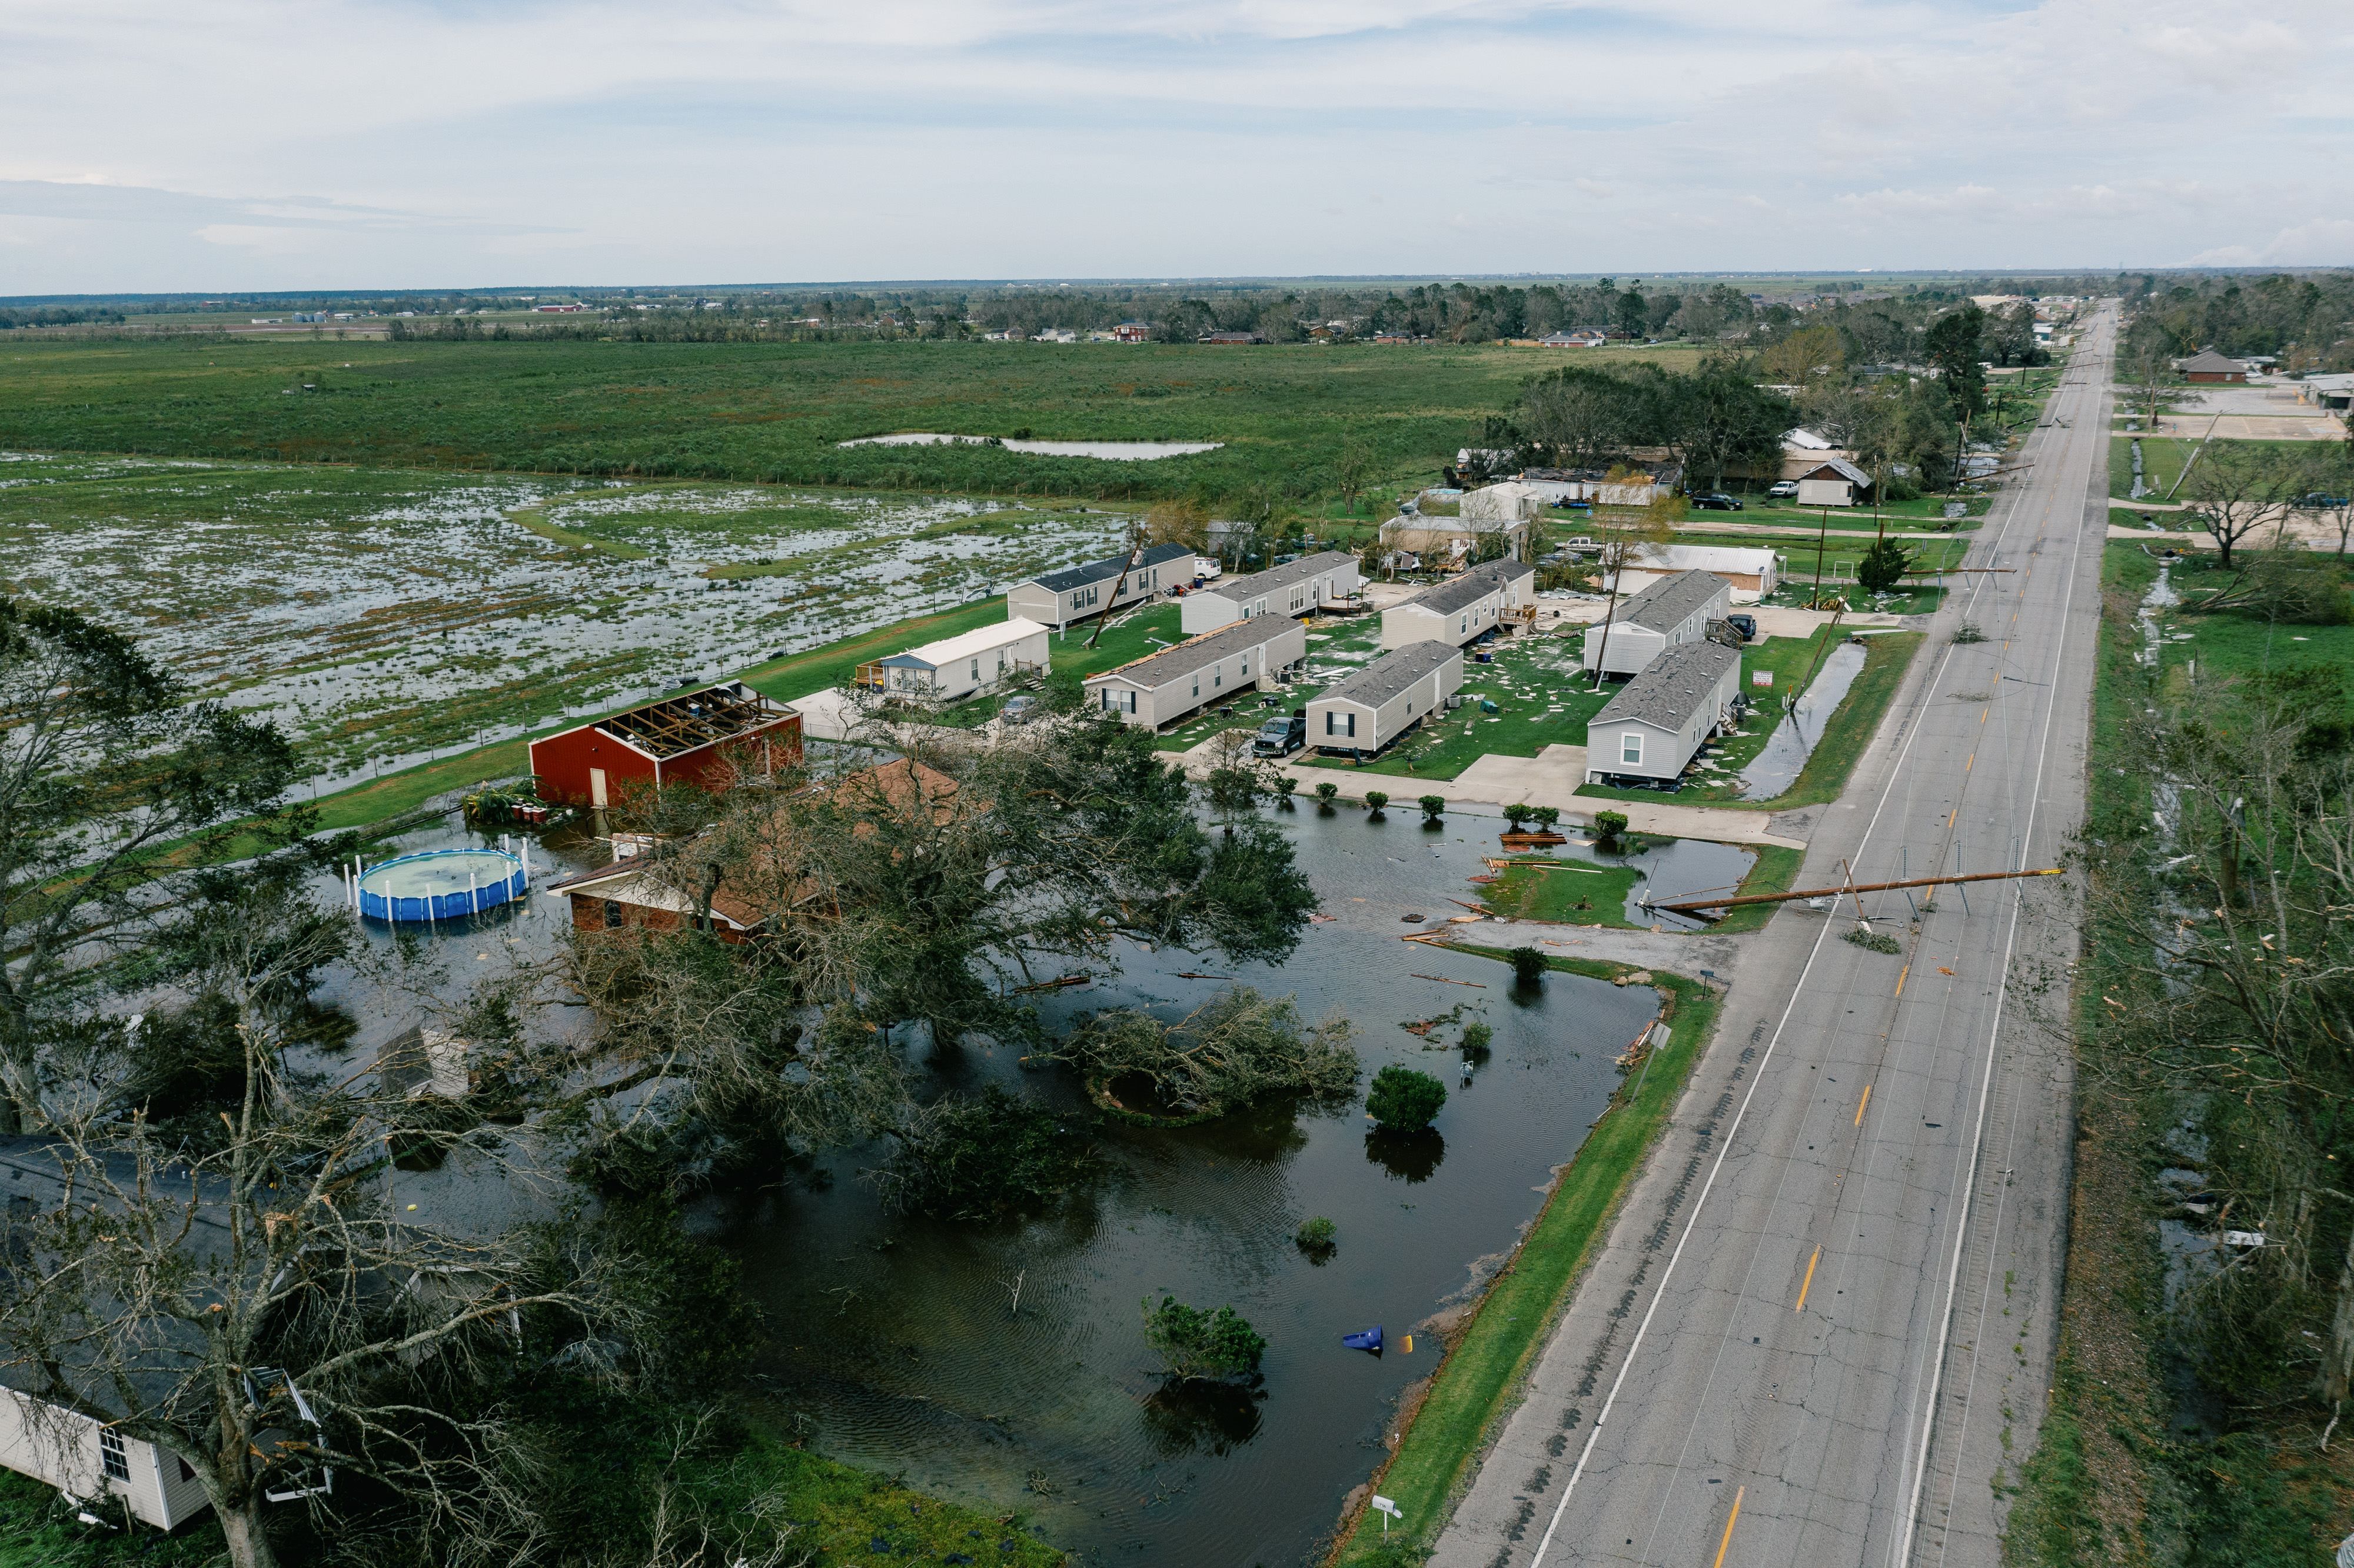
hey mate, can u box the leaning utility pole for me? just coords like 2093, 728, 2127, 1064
1643, 866, 2060, 917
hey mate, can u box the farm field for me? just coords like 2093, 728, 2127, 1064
0, 451, 1126, 784
0, 336, 1704, 510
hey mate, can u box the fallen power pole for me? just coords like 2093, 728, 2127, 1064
1644, 866, 2062, 916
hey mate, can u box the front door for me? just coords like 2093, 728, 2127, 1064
589, 767, 608, 808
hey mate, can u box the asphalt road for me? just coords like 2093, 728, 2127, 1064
1429, 307, 2117, 1568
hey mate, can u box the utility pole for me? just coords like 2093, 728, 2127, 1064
1811, 506, 1829, 608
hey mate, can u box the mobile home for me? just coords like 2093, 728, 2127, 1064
1306, 641, 1465, 757
1379, 558, 1535, 650
1582, 570, 1732, 678
859, 618, 1052, 703
1178, 551, 1361, 635
1085, 618, 1308, 728
1005, 544, 1196, 630
1583, 641, 1744, 787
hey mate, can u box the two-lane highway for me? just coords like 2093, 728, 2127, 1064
1433, 307, 2116, 1568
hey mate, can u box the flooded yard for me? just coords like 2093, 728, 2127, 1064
1735, 638, 1867, 797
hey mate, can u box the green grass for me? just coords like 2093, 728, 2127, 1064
1578, 631, 1923, 808
1731, 495, 1987, 530
1294, 627, 1602, 780
0, 335, 1701, 508
1477, 856, 1640, 924
704, 1434, 1064, 1567
1711, 843, 1806, 933
1332, 950, 1720, 1567
0, 1472, 225, 1568
509, 502, 651, 558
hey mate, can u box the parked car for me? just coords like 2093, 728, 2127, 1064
2296, 491, 2349, 510
1689, 492, 1744, 511
1725, 612, 1757, 642
1767, 480, 1800, 498
1000, 695, 1039, 725
1252, 713, 1306, 757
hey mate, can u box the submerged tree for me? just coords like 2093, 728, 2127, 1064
1142, 1296, 1266, 1383
1060, 986, 1358, 1119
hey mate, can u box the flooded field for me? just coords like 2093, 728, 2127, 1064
0, 452, 1124, 787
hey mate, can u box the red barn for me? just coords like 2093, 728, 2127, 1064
528, 682, 802, 808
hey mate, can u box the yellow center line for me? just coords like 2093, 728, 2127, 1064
1712, 1485, 1746, 1568
1796, 1246, 1822, 1313
1965, 753, 1974, 771
1895, 962, 1910, 997
1855, 1084, 1872, 1125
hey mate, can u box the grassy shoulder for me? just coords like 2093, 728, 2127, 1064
1332, 949, 1720, 1567
1710, 843, 1805, 934
1580, 631, 1923, 810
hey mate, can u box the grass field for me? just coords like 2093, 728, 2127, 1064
1332, 950, 1719, 1567
0, 335, 1703, 510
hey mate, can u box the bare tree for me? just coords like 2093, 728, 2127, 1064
2181, 441, 2296, 569
1581, 498, 1679, 690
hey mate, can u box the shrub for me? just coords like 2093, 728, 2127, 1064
1142, 1295, 1266, 1381
1272, 774, 1298, 806
1459, 1020, 1493, 1054
1418, 794, 1446, 822
1295, 1216, 1337, 1256
1313, 780, 1339, 804
877, 1085, 1095, 1219
1508, 946, 1547, 985
1364, 790, 1389, 815
1529, 805, 1561, 829
1365, 1064, 1447, 1130
1593, 809, 1629, 847
1504, 801, 1531, 830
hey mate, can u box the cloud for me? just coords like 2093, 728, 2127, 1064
2189, 218, 2354, 268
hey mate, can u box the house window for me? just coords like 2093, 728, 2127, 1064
1459, 615, 1468, 634
1192, 675, 1200, 698
1621, 733, 1643, 766
1325, 711, 1337, 735
100, 1429, 129, 1483
1213, 668, 1223, 687
602, 900, 623, 929
1241, 653, 1250, 677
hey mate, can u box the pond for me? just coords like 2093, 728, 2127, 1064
837, 434, 1223, 461
1592, 834, 1757, 931
1735, 638, 1867, 798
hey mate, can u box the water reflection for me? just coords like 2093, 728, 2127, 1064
1142, 1379, 1267, 1456
1364, 1128, 1447, 1184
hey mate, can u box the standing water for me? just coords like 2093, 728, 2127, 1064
1736, 640, 1867, 798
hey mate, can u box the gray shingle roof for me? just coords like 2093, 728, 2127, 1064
1796, 455, 1873, 488
1086, 617, 1294, 691
1401, 557, 1535, 617
1591, 640, 1741, 731
1208, 550, 1357, 604
1029, 542, 1194, 595
1316, 640, 1461, 709
2177, 349, 2245, 374
1618, 570, 1730, 634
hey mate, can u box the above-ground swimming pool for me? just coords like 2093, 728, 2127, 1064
353, 847, 528, 923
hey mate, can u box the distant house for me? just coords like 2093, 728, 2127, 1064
1459, 482, 1550, 527
2177, 349, 2248, 384
1380, 559, 1536, 650
528, 683, 803, 809
1584, 570, 1733, 678
1377, 514, 1528, 570
1794, 456, 1874, 508
1613, 543, 1781, 598
1307, 641, 1465, 757
1115, 321, 1151, 342
1006, 544, 1196, 630
855, 619, 1052, 703
1179, 551, 1362, 635
1083, 618, 1308, 729
1584, 640, 1744, 787
1197, 331, 1266, 345
1538, 329, 1608, 348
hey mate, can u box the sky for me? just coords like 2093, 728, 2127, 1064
2, 0, 2348, 294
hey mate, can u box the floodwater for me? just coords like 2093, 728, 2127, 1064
1735, 640, 1868, 798
1592, 835, 1757, 931
837, 434, 1223, 460
715, 807, 1658, 1567
301, 803, 1665, 1567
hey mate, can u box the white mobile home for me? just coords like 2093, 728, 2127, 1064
0, 1387, 215, 1530
1379, 558, 1536, 650
865, 618, 1052, 703
1085, 618, 1308, 729
1005, 543, 1196, 630
1582, 570, 1732, 678
1584, 640, 1744, 787
1307, 641, 1464, 757
1179, 551, 1361, 635
1610, 543, 1781, 598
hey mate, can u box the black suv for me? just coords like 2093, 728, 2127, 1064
1725, 612, 1757, 642
1252, 713, 1306, 757
1689, 491, 1743, 511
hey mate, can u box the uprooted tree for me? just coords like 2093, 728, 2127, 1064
1053, 986, 1358, 1118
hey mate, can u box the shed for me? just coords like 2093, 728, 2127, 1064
1006, 544, 1196, 630
1794, 455, 1874, 508
1380, 559, 1536, 650
1307, 641, 1464, 757
2177, 349, 2247, 384
1459, 481, 1548, 524
1084, 618, 1308, 728
1179, 551, 1362, 635
1584, 640, 1744, 786
1582, 570, 1733, 677
1615, 543, 1781, 596
528, 681, 803, 809
859, 618, 1052, 703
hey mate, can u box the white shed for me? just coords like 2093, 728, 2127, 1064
1005, 543, 1196, 630
1584, 640, 1744, 786
867, 618, 1052, 703
1613, 544, 1781, 597
1308, 641, 1464, 757
0, 1387, 215, 1530
1380, 559, 1536, 650
1794, 457, 1874, 508
1582, 570, 1733, 678
1179, 551, 1361, 635
1085, 618, 1309, 729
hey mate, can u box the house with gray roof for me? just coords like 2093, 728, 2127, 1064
1795, 455, 1874, 507
1306, 641, 1464, 757
1006, 543, 1196, 630
1179, 551, 1361, 635
1584, 640, 1743, 787
1083, 617, 1308, 729
1582, 569, 1731, 678
1379, 558, 1535, 650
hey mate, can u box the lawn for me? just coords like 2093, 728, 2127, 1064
1477, 855, 1641, 925
1299, 625, 1605, 780
1332, 951, 1719, 1568
0, 335, 1701, 510
1730, 495, 1988, 530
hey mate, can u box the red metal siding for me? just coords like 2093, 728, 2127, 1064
529, 724, 658, 807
